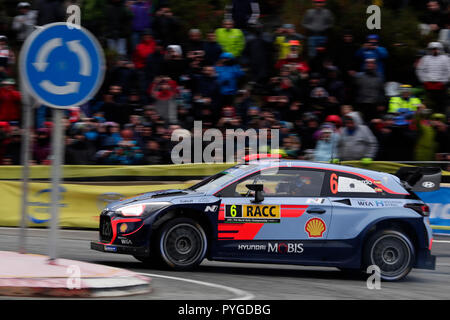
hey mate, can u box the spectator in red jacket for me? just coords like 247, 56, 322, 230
132, 30, 156, 70
0, 79, 21, 122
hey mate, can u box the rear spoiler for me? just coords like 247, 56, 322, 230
395, 167, 441, 192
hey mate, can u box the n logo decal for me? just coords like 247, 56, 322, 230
205, 205, 218, 213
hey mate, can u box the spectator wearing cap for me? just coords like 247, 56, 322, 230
355, 34, 388, 80
215, 19, 246, 58
12, 2, 37, 44
337, 112, 378, 162
301, 0, 334, 59
388, 84, 422, 113
416, 42, 450, 113
0, 79, 21, 122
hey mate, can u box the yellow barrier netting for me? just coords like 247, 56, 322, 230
0, 181, 192, 228
0, 162, 447, 180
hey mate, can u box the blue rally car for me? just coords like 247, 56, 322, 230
91, 159, 439, 281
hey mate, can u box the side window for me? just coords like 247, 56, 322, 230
220, 167, 325, 197
337, 176, 376, 193
326, 172, 386, 197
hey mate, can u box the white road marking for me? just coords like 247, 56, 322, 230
433, 240, 450, 244
139, 272, 254, 300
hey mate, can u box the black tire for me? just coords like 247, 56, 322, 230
157, 217, 208, 270
363, 229, 415, 281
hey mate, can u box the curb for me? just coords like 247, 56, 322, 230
0, 251, 152, 298
0, 275, 152, 298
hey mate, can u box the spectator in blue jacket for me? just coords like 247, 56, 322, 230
355, 34, 388, 80
214, 52, 245, 106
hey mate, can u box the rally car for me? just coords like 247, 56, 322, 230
91, 158, 439, 281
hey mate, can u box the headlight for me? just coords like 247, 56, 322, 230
117, 202, 171, 217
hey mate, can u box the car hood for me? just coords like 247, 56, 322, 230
105, 189, 205, 210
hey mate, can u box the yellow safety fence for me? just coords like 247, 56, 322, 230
0, 181, 192, 229
0, 162, 447, 181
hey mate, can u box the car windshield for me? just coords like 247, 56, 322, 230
188, 164, 257, 193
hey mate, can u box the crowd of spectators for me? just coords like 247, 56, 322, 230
0, 0, 449, 166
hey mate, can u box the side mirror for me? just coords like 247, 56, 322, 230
246, 184, 264, 203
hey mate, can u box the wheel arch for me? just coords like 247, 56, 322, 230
359, 218, 421, 267
151, 206, 214, 255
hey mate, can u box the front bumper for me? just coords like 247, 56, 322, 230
90, 241, 149, 256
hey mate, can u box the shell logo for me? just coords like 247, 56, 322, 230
119, 223, 128, 233
305, 218, 326, 238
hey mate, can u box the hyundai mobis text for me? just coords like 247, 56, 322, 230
91, 160, 439, 281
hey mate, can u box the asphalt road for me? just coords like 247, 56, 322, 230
1, 227, 449, 300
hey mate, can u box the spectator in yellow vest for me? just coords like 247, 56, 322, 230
215, 19, 245, 58
388, 84, 422, 113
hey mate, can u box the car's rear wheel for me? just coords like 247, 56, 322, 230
158, 217, 207, 270
364, 229, 415, 281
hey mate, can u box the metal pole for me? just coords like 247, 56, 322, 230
48, 108, 65, 261
18, 80, 34, 254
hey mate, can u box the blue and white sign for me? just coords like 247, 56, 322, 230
19, 22, 105, 109
418, 186, 450, 235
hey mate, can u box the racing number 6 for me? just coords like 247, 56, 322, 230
230, 205, 237, 217
330, 173, 338, 194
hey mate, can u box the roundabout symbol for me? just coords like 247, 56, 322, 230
19, 22, 105, 108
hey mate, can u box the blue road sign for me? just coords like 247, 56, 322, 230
19, 22, 105, 109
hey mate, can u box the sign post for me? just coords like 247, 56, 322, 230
19, 22, 105, 260
18, 78, 34, 254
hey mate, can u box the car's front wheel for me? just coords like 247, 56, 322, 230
364, 229, 415, 281
158, 217, 208, 270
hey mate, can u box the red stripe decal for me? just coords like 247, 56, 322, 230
281, 209, 306, 218
281, 205, 309, 209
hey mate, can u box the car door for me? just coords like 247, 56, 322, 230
213, 166, 332, 262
